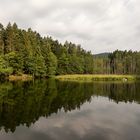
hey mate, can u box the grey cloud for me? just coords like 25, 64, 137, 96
0, 0, 140, 53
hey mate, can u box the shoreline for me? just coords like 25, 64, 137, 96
4, 74, 140, 82
55, 74, 140, 82
8, 74, 33, 81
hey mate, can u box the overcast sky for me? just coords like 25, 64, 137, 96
0, 0, 140, 54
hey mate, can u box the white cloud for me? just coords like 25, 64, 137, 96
0, 0, 140, 53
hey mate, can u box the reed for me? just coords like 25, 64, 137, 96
56, 74, 140, 82
9, 74, 33, 81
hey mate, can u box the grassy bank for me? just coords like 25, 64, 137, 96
8, 74, 33, 81
4, 74, 140, 82
55, 74, 140, 82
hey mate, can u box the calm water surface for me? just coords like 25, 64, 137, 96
0, 80, 140, 140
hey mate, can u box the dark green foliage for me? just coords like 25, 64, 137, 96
0, 22, 94, 77
0, 56, 13, 78
0, 24, 4, 54
0, 22, 140, 77
46, 52, 57, 77
108, 50, 140, 75
93, 50, 140, 75
57, 53, 69, 74
23, 56, 34, 74
135, 53, 140, 74
5, 52, 23, 74
33, 55, 46, 77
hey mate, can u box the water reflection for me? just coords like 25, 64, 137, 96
0, 80, 140, 140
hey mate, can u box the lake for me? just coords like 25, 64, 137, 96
0, 80, 140, 140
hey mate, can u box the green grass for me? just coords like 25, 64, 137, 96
55, 74, 140, 82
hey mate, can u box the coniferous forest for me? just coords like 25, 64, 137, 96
0, 23, 140, 78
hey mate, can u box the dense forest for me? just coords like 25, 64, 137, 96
0, 22, 140, 78
94, 50, 140, 74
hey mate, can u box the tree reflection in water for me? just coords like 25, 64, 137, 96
0, 80, 139, 132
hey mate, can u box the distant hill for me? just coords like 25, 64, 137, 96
94, 53, 110, 58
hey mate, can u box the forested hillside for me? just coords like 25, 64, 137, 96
0, 23, 140, 78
